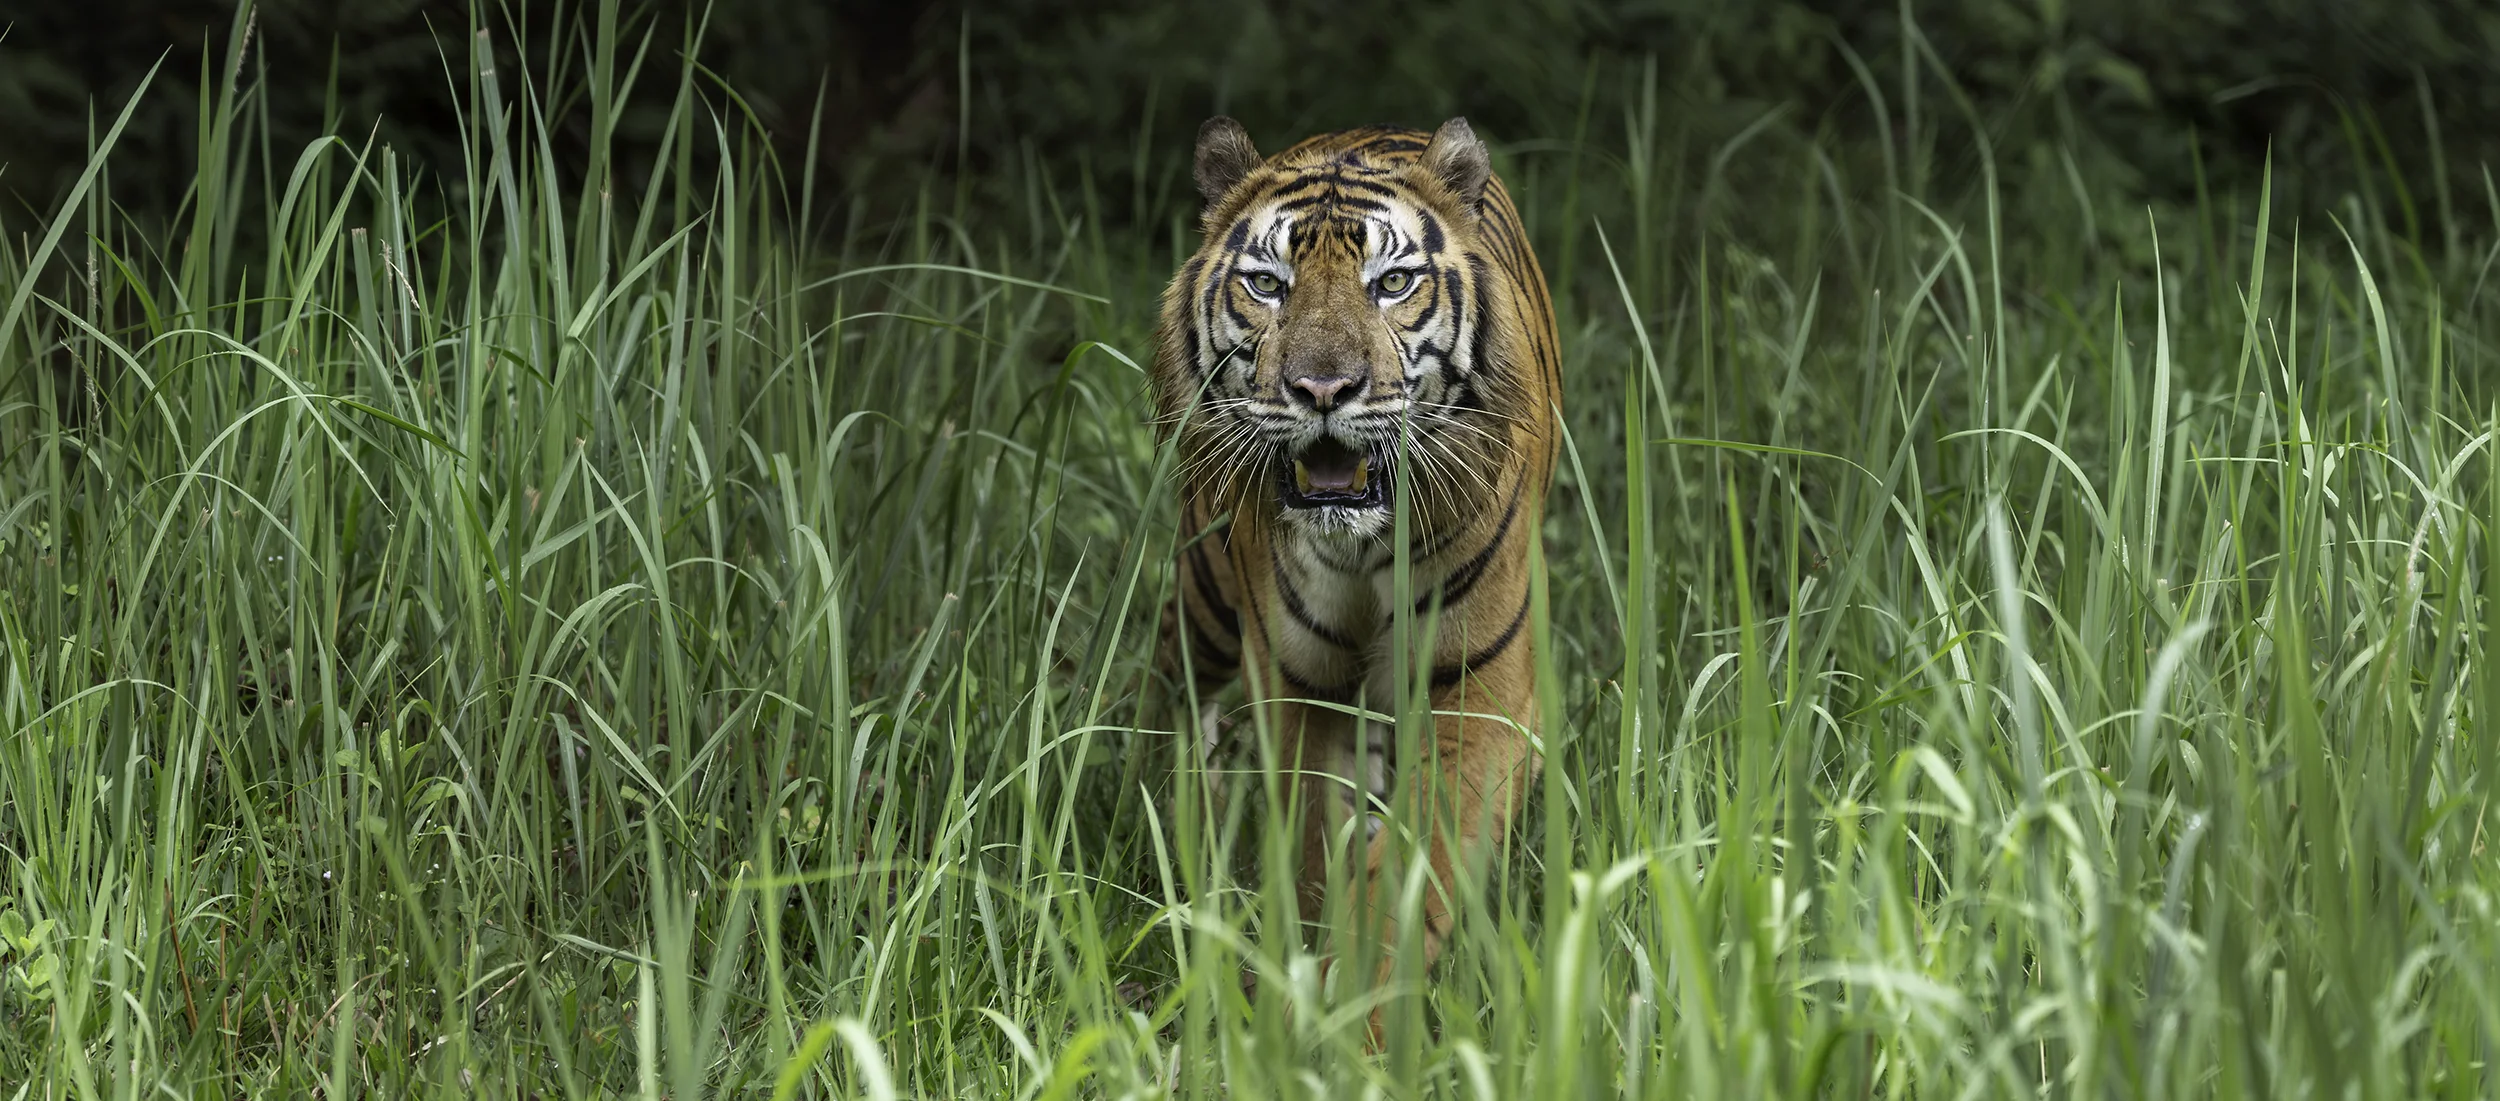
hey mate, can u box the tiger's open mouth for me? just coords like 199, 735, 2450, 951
1278, 437, 1389, 510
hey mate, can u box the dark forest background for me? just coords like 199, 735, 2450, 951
5, 0, 2500, 248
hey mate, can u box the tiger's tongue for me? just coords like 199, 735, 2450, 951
1294, 441, 1369, 493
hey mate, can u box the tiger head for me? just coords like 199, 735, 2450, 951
1158, 117, 1521, 542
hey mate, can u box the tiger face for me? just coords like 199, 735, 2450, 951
1168, 118, 1512, 542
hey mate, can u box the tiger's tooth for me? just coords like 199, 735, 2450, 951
1294, 461, 1314, 495
1349, 458, 1369, 493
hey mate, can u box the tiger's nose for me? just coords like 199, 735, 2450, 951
1288, 375, 1359, 411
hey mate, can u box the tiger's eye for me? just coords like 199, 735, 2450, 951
1377, 270, 1412, 296
1248, 272, 1283, 296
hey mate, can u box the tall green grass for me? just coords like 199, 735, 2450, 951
5, 7, 2500, 1097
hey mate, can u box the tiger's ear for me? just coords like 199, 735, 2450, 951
1420, 117, 1491, 214
1194, 116, 1263, 205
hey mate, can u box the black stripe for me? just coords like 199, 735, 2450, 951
1290, 215, 1319, 252
1328, 176, 1401, 197
1278, 189, 1392, 215
1186, 616, 1240, 665
1326, 212, 1377, 237
1270, 538, 1358, 650
1400, 268, 1460, 332
1263, 175, 1337, 197
1279, 663, 1355, 701
1431, 596, 1531, 689
1418, 483, 1518, 612
1414, 470, 1513, 560
1464, 257, 1492, 376
1299, 167, 1399, 193
1187, 545, 1240, 635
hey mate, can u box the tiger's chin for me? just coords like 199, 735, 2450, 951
1283, 501, 1394, 540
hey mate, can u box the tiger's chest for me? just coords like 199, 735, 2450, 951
1262, 529, 1438, 697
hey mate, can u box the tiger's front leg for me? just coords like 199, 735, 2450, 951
1352, 577, 1540, 1019
1229, 636, 1368, 929
1374, 654, 1537, 964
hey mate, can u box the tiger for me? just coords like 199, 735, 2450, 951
1151, 115, 1561, 999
